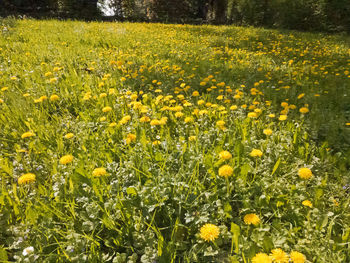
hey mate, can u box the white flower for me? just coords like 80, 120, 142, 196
22, 246, 34, 256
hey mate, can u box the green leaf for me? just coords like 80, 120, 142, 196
0, 246, 8, 262
126, 187, 137, 196
271, 158, 280, 176
230, 223, 240, 254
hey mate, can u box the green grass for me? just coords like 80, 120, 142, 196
0, 18, 349, 262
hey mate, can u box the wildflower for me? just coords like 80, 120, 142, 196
109, 122, 117, 127
140, 116, 150, 123
199, 224, 219, 242
22, 246, 34, 256
192, 91, 199, 96
299, 107, 309, 114
216, 120, 225, 127
199, 110, 208, 115
64, 133, 74, 139
21, 131, 35, 139
102, 106, 112, 113
302, 200, 313, 208
268, 114, 275, 118
244, 213, 260, 225
230, 105, 238, 110
290, 251, 306, 263
119, 115, 131, 125
297, 93, 305, 99
298, 168, 313, 179
189, 136, 196, 141
252, 253, 272, 263
250, 149, 263, 157
50, 94, 59, 101
197, 100, 205, 105
270, 248, 289, 263
18, 173, 36, 185
150, 119, 161, 126
34, 95, 47, 103
175, 112, 184, 118
82, 92, 92, 101
126, 133, 136, 144
263, 129, 273, 135
248, 112, 257, 118
281, 102, 288, 108
59, 155, 74, 165
184, 117, 193, 123
219, 151, 232, 160
153, 140, 161, 145
100, 93, 107, 98
92, 167, 107, 177
100, 116, 106, 122
279, 115, 287, 121
218, 165, 233, 177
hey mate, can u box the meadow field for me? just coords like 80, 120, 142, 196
0, 18, 350, 262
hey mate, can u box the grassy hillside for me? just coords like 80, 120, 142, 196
0, 19, 349, 262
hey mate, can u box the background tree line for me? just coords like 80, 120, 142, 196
0, 0, 349, 32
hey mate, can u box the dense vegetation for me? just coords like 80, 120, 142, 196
1, 0, 350, 32
0, 18, 350, 262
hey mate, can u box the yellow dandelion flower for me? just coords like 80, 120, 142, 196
219, 151, 232, 160
302, 200, 313, 208
64, 133, 74, 139
244, 213, 260, 225
263, 129, 273, 135
18, 173, 36, 185
189, 136, 196, 141
268, 114, 275, 118
298, 168, 313, 179
197, 100, 205, 105
252, 253, 272, 263
21, 131, 35, 139
119, 115, 131, 125
175, 112, 184, 118
230, 105, 238, 110
299, 107, 309, 114
192, 91, 199, 96
92, 167, 107, 177
152, 140, 161, 146
297, 93, 305, 99
199, 224, 219, 242
59, 155, 74, 165
250, 149, 263, 157
50, 94, 59, 101
140, 116, 150, 123
150, 119, 161, 126
281, 102, 288, 108
216, 120, 225, 127
218, 165, 233, 177
159, 117, 168, 125
279, 115, 287, 121
248, 112, 258, 118
109, 122, 117, 127
102, 106, 112, 113
126, 133, 136, 144
270, 248, 289, 263
290, 251, 306, 263
184, 117, 193, 123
